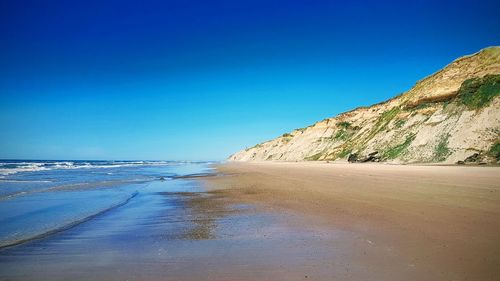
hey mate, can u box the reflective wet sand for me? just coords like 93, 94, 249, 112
0, 178, 350, 281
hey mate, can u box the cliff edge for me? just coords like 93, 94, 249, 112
230, 47, 500, 164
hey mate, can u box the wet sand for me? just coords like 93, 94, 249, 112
0, 175, 347, 281
203, 162, 500, 281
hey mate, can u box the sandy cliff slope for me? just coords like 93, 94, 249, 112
230, 47, 500, 164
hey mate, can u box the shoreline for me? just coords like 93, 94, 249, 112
224, 160, 500, 167
201, 162, 500, 280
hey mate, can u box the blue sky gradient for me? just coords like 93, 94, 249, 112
1, 0, 499, 160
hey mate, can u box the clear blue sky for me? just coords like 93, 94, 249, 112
1, 0, 499, 161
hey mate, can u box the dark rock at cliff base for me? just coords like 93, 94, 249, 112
348, 153, 358, 163
360, 152, 381, 163
464, 153, 481, 163
348, 152, 382, 163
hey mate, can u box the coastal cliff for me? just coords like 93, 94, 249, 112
230, 47, 500, 164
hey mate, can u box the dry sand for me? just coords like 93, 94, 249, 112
203, 162, 500, 281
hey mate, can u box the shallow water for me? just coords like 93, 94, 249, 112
0, 161, 212, 248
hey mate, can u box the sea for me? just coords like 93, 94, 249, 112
0, 160, 214, 249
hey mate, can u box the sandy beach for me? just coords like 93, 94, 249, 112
203, 162, 500, 281
1, 162, 499, 281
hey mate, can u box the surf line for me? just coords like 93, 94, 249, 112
0, 191, 139, 250
0, 179, 150, 201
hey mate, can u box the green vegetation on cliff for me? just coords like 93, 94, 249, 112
434, 134, 451, 162
383, 134, 416, 159
458, 74, 500, 109
337, 121, 351, 129
488, 142, 500, 159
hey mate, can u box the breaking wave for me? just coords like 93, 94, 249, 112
0, 160, 175, 176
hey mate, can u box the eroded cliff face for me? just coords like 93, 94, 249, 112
229, 47, 500, 164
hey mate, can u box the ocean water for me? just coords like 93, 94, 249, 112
0, 160, 213, 249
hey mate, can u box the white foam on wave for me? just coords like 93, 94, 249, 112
0, 161, 173, 177
0, 179, 53, 183
0, 163, 48, 176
